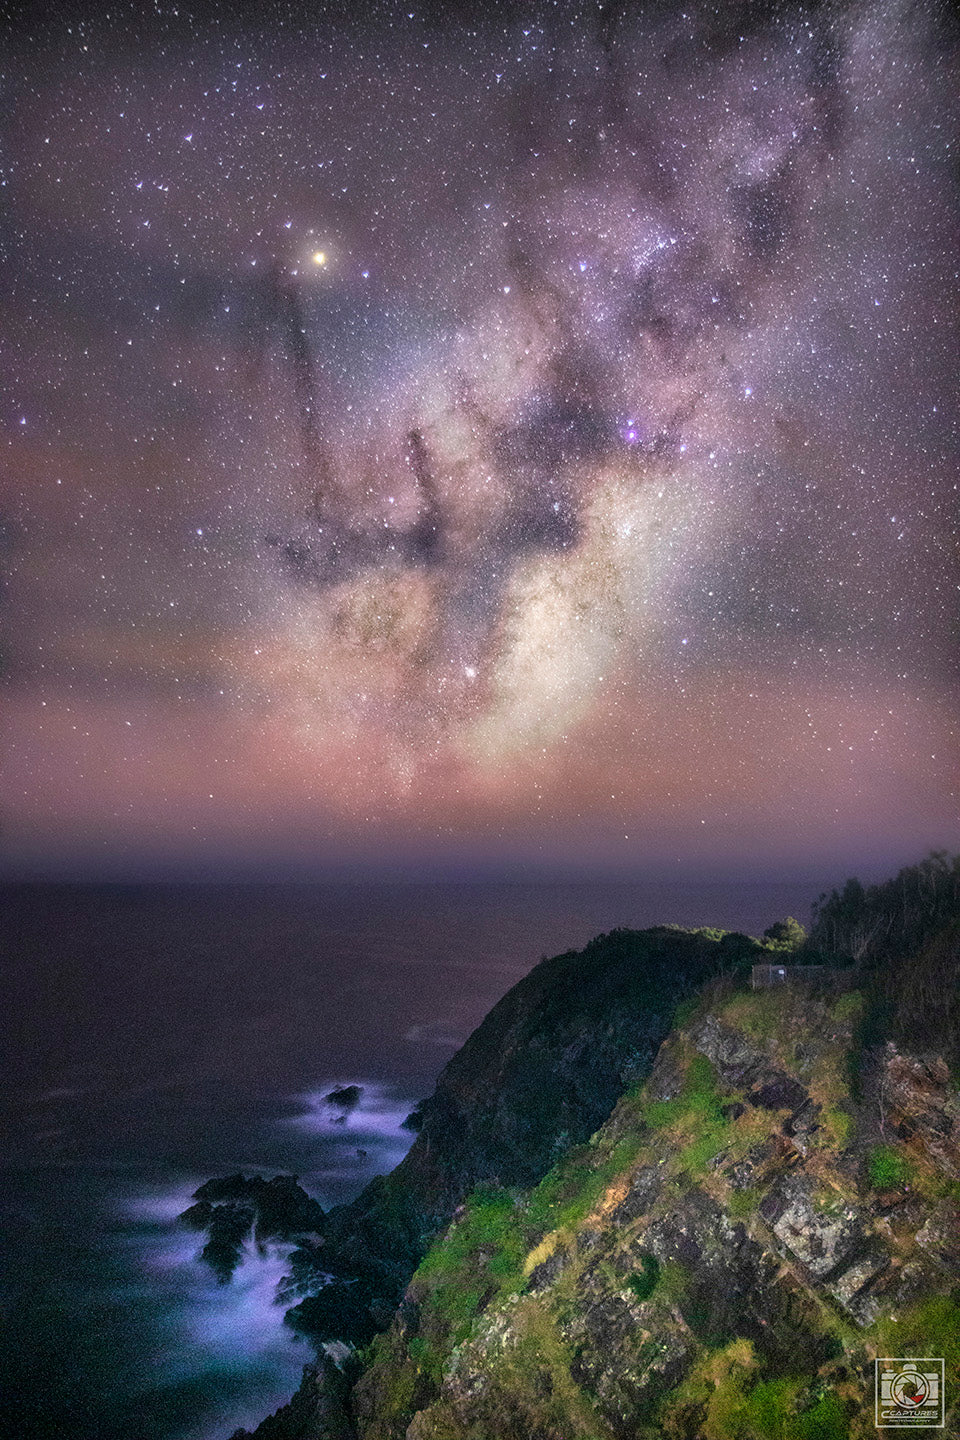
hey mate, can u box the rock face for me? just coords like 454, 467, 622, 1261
345, 983, 960, 1440
882, 1045, 960, 1178
760, 1175, 864, 1280
228, 1356, 352, 1440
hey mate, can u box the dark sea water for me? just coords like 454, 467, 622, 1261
0, 880, 823, 1440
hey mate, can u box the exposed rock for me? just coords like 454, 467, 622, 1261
639, 1187, 837, 1370
608, 1163, 662, 1224
644, 1046, 686, 1101
324, 1086, 364, 1121
747, 1071, 810, 1114
282, 926, 754, 1342
724, 1133, 800, 1191
570, 1314, 693, 1436
759, 1176, 866, 1280
346, 996, 959, 1437
783, 1098, 822, 1148
827, 1249, 889, 1320
915, 1201, 960, 1271
527, 1245, 572, 1293
576, 1226, 604, 1255
228, 1356, 354, 1440
690, 1015, 765, 1084
882, 1045, 960, 1177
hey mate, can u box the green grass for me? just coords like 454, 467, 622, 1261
671, 1358, 850, 1440
867, 1143, 912, 1189
525, 1148, 607, 1234
645, 1053, 723, 1127
644, 1053, 734, 1176
684, 1125, 732, 1175
658, 1258, 694, 1303
410, 1184, 528, 1376
453, 1298, 614, 1440
416, 1185, 523, 1281
721, 990, 791, 1043
738, 1380, 849, 1440
672, 992, 705, 1028
914, 1171, 960, 1203
524, 1129, 646, 1237
727, 1186, 760, 1219
407, 1334, 436, 1371
356, 1327, 429, 1430
872, 1295, 960, 1378
829, 991, 863, 1022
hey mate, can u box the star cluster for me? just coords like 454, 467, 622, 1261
2, 0, 957, 876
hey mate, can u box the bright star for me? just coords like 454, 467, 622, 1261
313, 251, 327, 266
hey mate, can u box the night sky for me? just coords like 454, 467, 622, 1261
2, 0, 958, 879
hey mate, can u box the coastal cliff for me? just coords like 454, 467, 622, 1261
229, 855, 960, 1439
271, 925, 769, 1348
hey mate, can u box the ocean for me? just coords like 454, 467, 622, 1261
0, 879, 822, 1440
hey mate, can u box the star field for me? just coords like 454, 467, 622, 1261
2, 0, 958, 877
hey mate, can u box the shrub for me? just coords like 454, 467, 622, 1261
627, 1252, 661, 1302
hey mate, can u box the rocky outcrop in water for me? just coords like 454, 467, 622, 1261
179, 1174, 325, 1282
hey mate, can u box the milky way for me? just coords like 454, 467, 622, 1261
2, 0, 958, 876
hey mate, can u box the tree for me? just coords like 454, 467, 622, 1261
762, 917, 806, 950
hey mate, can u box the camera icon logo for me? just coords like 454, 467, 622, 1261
876, 1358, 945, 1428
